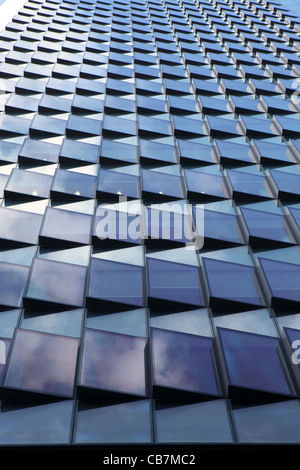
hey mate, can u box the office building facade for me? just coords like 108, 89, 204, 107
0, 0, 298, 452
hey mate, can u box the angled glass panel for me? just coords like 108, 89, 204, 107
97, 168, 140, 199
147, 258, 203, 306
86, 308, 147, 337
19, 139, 60, 164
226, 169, 271, 199
259, 257, 300, 304
4, 329, 79, 397
40, 207, 92, 245
203, 209, 244, 245
75, 400, 152, 444
240, 207, 294, 244
139, 139, 175, 164
100, 139, 137, 164
232, 400, 300, 444
185, 169, 227, 200
25, 258, 87, 307
177, 139, 213, 165
79, 328, 147, 396
218, 327, 295, 397
155, 400, 234, 444
0, 400, 74, 446
60, 139, 99, 164
203, 258, 264, 307
0, 207, 42, 245
0, 262, 29, 308
142, 169, 183, 199
0, 142, 20, 164
268, 168, 300, 197
88, 258, 145, 307
51, 168, 97, 199
151, 328, 220, 396
5, 169, 53, 199
21, 309, 84, 338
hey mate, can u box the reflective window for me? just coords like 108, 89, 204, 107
202, 258, 264, 307
218, 327, 295, 397
88, 258, 145, 307
74, 400, 152, 444
0, 400, 74, 446
86, 308, 147, 337
51, 169, 97, 199
19, 139, 60, 164
5, 169, 53, 199
0, 207, 43, 245
60, 139, 99, 164
25, 258, 87, 307
21, 309, 84, 337
4, 329, 79, 397
40, 207, 92, 245
97, 169, 140, 200
147, 258, 203, 307
232, 400, 300, 444
0, 262, 30, 308
79, 328, 147, 396
185, 169, 227, 200
151, 327, 220, 396
259, 257, 300, 304
155, 400, 234, 444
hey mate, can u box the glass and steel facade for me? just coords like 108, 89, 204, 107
0, 0, 298, 455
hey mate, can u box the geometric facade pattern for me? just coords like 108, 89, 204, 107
0, 0, 299, 451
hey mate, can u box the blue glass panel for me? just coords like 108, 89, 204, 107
75, 400, 152, 444
88, 258, 145, 307
203, 209, 244, 244
51, 169, 97, 199
233, 400, 300, 444
97, 169, 140, 199
155, 400, 234, 444
226, 169, 271, 199
0, 262, 29, 308
4, 329, 79, 397
259, 258, 300, 303
0, 400, 74, 445
5, 169, 53, 199
79, 328, 147, 396
147, 258, 203, 306
0, 141, 20, 164
269, 169, 300, 196
139, 139, 175, 164
177, 139, 214, 164
240, 207, 293, 244
203, 258, 264, 306
185, 169, 227, 199
40, 207, 92, 245
152, 328, 219, 395
60, 139, 99, 164
19, 139, 60, 164
100, 139, 138, 164
25, 258, 87, 307
0, 207, 43, 245
21, 309, 84, 337
218, 327, 294, 396
142, 169, 183, 198
86, 308, 147, 337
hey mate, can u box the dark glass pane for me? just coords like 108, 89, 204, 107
60, 139, 99, 164
218, 327, 294, 396
97, 169, 140, 199
52, 168, 97, 199
240, 207, 293, 244
75, 400, 152, 444
4, 329, 79, 397
152, 328, 220, 395
79, 328, 147, 396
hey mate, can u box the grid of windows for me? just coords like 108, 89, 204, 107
0, 0, 298, 449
